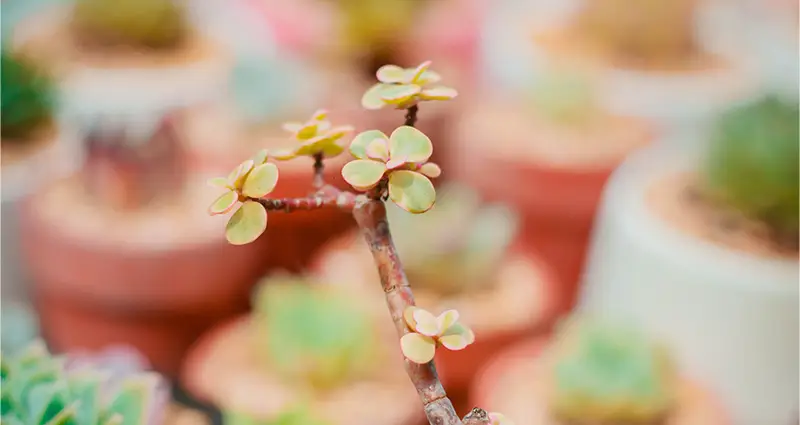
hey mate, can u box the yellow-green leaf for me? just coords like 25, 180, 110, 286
225, 201, 267, 245
409, 61, 432, 84
321, 140, 347, 158
380, 84, 421, 105
362, 83, 391, 110
349, 130, 389, 159
420, 86, 458, 101
252, 149, 269, 165
377, 64, 408, 83
296, 123, 318, 140
365, 138, 390, 161
207, 177, 230, 189
437, 310, 459, 333
311, 109, 328, 121
208, 190, 238, 215
389, 126, 433, 163
403, 306, 421, 330
388, 170, 436, 214
326, 126, 354, 142
242, 163, 279, 198
439, 323, 475, 351
229, 159, 255, 189
418, 162, 442, 178
412, 308, 440, 337
415, 70, 442, 86
271, 148, 298, 160
341, 159, 387, 191
296, 136, 328, 156
400, 333, 436, 364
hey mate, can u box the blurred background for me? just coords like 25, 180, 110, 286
0, 0, 797, 424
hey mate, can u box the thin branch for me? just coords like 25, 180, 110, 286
404, 105, 419, 127
312, 153, 325, 189
352, 200, 464, 425
256, 188, 360, 212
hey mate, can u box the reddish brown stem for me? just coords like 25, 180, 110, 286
312, 153, 325, 189
256, 188, 359, 212
352, 199, 464, 425
405, 104, 419, 127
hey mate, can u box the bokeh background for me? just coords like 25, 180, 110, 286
1, 0, 797, 424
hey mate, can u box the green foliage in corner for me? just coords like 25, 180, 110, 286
252, 277, 377, 390
705, 95, 799, 239
1, 50, 54, 140
0, 341, 165, 425
71, 0, 187, 49
547, 318, 677, 424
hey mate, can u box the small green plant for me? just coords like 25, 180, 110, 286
388, 184, 519, 295
528, 68, 601, 126
1, 50, 54, 141
1, 341, 166, 425
71, 0, 187, 50
205, 61, 507, 425
224, 405, 331, 425
253, 278, 378, 390
705, 95, 800, 245
576, 0, 698, 64
546, 318, 677, 424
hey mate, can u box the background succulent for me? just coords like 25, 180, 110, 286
253, 277, 378, 390
1, 341, 168, 425
704, 95, 799, 245
387, 184, 519, 295
1, 50, 54, 141
528, 68, 600, 126
576, 0, 698, 65
71, 0, 187, 50
545, 318, 677, 424
223, 406, 331, 425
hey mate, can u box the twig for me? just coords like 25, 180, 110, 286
462, 408, 491, 425
405, 105, 419, 127
352, 200, 464, 425
312, 153, 325, 189
256, 189, 360, 212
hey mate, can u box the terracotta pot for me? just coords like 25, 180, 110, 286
579, 143, 799, 425
311, 231, 564, 398
471, 337, 731, 425
20, 175, 265, 377
181, 316, 424, 425
449, 99, 652, 310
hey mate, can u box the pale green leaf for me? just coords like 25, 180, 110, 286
439, 323, 475, 351
412, 308, 440, 337
415, 70, 442, 86
388, 170, 436, 214
362, 83, 391, 110
321, 140, 347, 158
282, 122, 303, 133
418, 162, 442, 178
296, 123, 318, 140
365, 137, 390, 161
341, 159, 387, 191
207, 177, 230, 189
408, 61, 432, 84
271, 148, 298, 160
420, 86, 458, 101
380, 84, 421, 105
252, 149, 269, 165
400, 333, 436, 364
376, 64, 408, 83
437, 310, 460, 333
208, 190, 239, 215
242, 163, 279, 198
311, 109, 328, 121
389, 126, 433, 163
225, 201, 268, 245
349, 130, 389, 159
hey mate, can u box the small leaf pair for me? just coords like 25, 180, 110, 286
342, 126, 441, 213
272, 109, 354, 160
361, 61, 458, 110
488, 412, 514, 425
208, 151, 278, 245
399, 307, 475, 364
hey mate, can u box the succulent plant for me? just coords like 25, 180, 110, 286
252, 277, 378, 390
223, 405, 331, 425
545, 318, 677, 424
1, 341, 168, 425
71, 0, 187, 50
576, 0, 698, 64
528, 68, 601, 126
1, 50, 54, 141
386, 184, 519, 295
704, 95, 799, 243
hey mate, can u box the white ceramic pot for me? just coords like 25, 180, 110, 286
577, 142, 799, 425
12, 6, 231, 121
479, 0, 760, 142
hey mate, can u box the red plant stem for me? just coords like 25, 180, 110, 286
352, 199, 471, 425
312, 153, 325, 189
405, 104, 419, 127
256, 189, 359, 212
